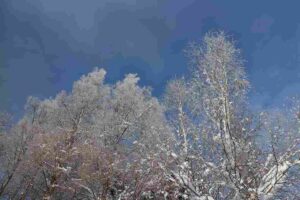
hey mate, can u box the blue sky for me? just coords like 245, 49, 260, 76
1, 0, 300, 114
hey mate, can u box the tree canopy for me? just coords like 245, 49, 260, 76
1, 31, 300, 200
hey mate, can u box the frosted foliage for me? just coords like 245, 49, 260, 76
1, 32, 300, 200
72, 68, 107, 104
163, 32, 300, 199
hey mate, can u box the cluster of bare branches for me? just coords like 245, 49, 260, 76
1, 31, 300, 199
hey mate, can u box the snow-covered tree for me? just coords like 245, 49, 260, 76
0, 68, 175, 199
164, 31, 300, 199
1, 31, 300, 200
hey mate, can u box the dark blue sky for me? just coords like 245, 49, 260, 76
1, 0, 300, 114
